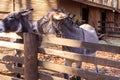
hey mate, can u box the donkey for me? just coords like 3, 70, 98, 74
0, 8, 34, 54
59, 14, 99, 80
0, 8, 33, 34
32, 9, 99, 80
0, 8, 34, 77
32, 9, 67, 36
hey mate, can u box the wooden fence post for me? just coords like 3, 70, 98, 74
24, 33, 38, 80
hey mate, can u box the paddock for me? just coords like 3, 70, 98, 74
0, 33, 119, 80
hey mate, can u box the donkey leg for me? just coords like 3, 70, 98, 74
14, 49, 23, 78
15, 50, 22, 67
95, 64, 99, 73
70, 61, 82, 80
75, 61, 82, 80
90, 52, 99, 73
14, 39, 23, 78
94, 58, 99, 73
93, 53, 99, 73
64, 59, 72, 79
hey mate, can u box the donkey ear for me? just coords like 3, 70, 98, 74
21, 11, 32, 16
68, 13, 76, 19
19, 8, 33, 16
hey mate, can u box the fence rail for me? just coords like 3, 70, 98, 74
0, 33, 120, 80
38, 60, 120, 80
0, 74, 23, 80
0, 41, 24, 50
38, 48, 120, 69
42, 35, 120, 53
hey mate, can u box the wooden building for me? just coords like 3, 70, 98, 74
0, 0, 120, 34
58, 0, 120, 34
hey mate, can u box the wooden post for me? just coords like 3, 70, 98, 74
118, 0, 120, 9
24, 33, 38, 80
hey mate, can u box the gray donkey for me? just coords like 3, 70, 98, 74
32, 9, 99, 80
0, 8, 34, 78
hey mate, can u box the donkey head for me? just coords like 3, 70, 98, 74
0, 8, 33, 33
51, 9, 68, 20
32, 9, 68, 36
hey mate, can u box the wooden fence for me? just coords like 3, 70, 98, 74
0, 33, 23, 80
0, 33, 120, 80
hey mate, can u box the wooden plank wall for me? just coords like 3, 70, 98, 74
14, 0, 57, 21
118, 0, 120, 9
58, 0, 81, 20
89, 7, 101, 30
0, 0, 13, 19
0, 0, 13, 12
93, 0, 100, 3
106, 11, 115, 32
90, 0, 116, 8
115, 13, 120, 26
103, 0, 113, 6
0, 0, 57, 21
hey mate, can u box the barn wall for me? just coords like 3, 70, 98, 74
105, 11, 115, 32
93, 0, 100, 3
115, 13, 120, 26
0, 0, 13, 19
58, 0, 101, 30
88, 7, 101, 30
14, 0, 57, 21
118, 0, 120, 9
114, 13, 120, 33
106, 11, 115, 26
0, 0, 13, 12
58, 0, 81, 20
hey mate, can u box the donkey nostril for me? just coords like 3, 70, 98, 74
33, 30, 37, 33
0, 29, 2, 31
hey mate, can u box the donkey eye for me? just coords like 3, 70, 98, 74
8, 17, 14, 20
7, 17, 13, 20
33, 29, 37, 33
10, 16, 15, 18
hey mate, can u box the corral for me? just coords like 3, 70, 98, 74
0, 0, 120, 80
0, 33, 120, 80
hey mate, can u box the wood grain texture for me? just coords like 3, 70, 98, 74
38, 60, 120, 80
38, 48, 120, 69
42, 35, 120, 53
24, 33, 38, 80
0, 74, 23, 80
0, 41, 24, 50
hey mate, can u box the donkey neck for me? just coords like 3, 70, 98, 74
0, 21, 5, 32
61, 18, 78, 33
37, 17, 55, 34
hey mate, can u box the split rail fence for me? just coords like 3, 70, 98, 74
0, 33, 120, 80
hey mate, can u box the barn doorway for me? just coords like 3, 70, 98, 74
100, 12, 106, 34
82, 7, 89, 23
